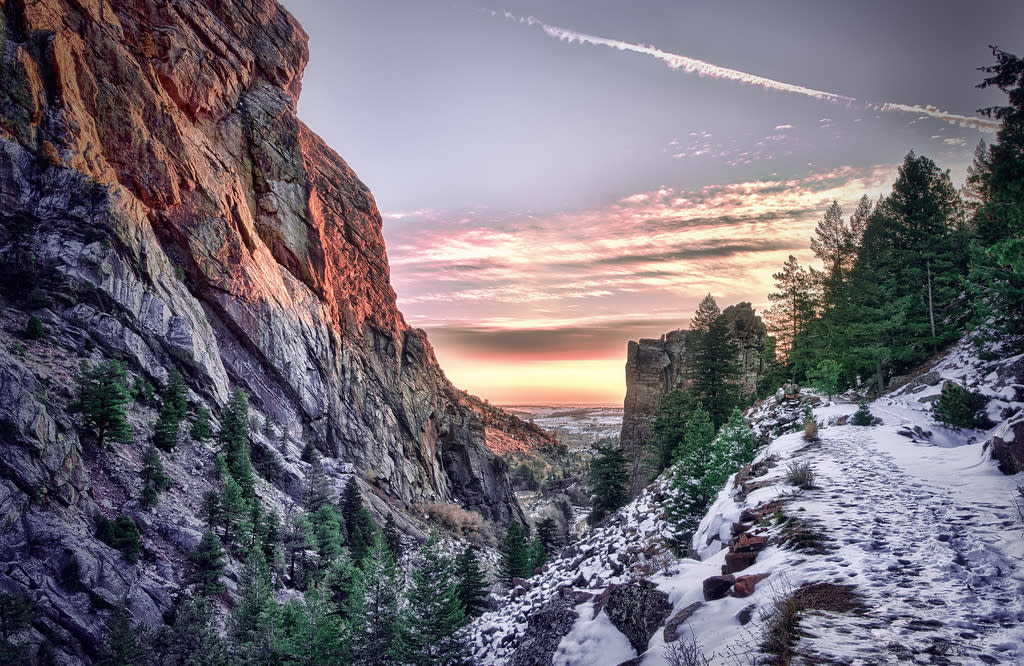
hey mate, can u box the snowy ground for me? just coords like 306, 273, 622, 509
468, 340, 1024, 665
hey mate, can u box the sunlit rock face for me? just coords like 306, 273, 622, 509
1, 0, 541, 613
619, 303, 767, 495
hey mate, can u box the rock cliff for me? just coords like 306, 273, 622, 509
0, 0, 548, 659
619, 303, 767, 494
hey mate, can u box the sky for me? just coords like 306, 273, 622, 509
282, 0, 1023, 405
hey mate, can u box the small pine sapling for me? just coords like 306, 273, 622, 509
852, 401, 874, 426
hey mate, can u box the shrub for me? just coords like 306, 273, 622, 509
933, 381, 990, 429
852, 401, 874, 426
96, 514, 141, 562
24, 315, 44, 340
807, 358, 842, 400
418, 502, 490, 543
785, 461, 817, 490
802, 418, 819, 441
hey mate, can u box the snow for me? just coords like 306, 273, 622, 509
467, 337, 1024, 665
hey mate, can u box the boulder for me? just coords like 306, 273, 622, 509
724, 551, 759, 574
732, 573, 769, 598
989, 416, 1024, 474
603, 580, 673, 655
663, 601, 703, 642
506, 596, 579, 666
702, 575, 735, 601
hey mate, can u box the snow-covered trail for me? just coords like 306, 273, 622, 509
789, 423, 1024, 664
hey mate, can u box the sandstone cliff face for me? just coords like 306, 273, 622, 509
0, 0, 541, 659
619, 303, 767, 494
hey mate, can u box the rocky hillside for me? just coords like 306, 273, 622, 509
467, 337, 1024, 664
0, 0, 550, 660
620, 302, 768, 495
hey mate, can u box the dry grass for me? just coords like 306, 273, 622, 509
416, 502, 497, 547
785, 461, 817, 490
802, 418, 819, 442
761, 582, 866, 664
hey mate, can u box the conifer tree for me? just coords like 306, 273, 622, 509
75, 360, 133, 446
283, 510, 315, 588
96, 515, 141, 563
140, 443, 172, 508
718, 408, 758, 466
96, 607, 148, 666
498, 522, 532, 585
454, 545, 490, 619
764, 256, 818, 364
190, 404, 211, 441
687, 295, 740, 428
674, 402, 714, 465
165, 368, 188, 421
277, 585, 347, 665
341, 478, 364, 540
151, 597, 227, 666
218, 387, 254, 500
229, 544, 280, 663
383, 512, 403, 560
646, 389, 695, 477
536, 516, 559, 556
152, 402, 180, 452
344, 536, 403, 665
187, 529, 226, 597
392, 531, 466, 665
312, 503, 344, 568
349, 506, 377, 565
810, 200, 856, 306
218, 475, 251, 546
587, 442, 629, 523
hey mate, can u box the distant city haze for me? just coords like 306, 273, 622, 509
283, 0, 1022, 404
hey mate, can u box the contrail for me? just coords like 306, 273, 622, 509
503, 13, 1000, 133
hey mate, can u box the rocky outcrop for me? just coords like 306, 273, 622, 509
0, 0, 538, 659
619, 303, 768, 494
988, 416, 1024, 474
603, 579, 673, 655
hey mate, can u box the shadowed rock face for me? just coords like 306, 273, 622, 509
0, 0, 548, 658
619, 303, 767, 494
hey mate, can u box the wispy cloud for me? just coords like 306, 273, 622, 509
499, 12, 1001, 133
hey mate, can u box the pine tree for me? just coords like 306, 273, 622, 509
341, 478, 364, 540
383, 512, 403, 560
345, 536, 402, 666
283, 512, 315, 588
190, 404, 211, 441
454, 545, 490, 619
349, 506, 377, 566
276, 585, 346, 665
536, 516, 559, 556
687, 295, 740, 428
218, 387, 254, 500
305, 460, 335, 514
96, 607, 148, 666
165, 368, 188, 421
75, 360, 133, 446
807, 358, 843, 400
666, 402, 732, 548
587, 442, 629, 523
229, 544, 280, 663
810, 200, 856, 305
187, 530, 226, 597
717, 408, 758, 466
674, 402, 714, 465
312, 503, 344, 568
392, 531, 466, 665
150, 597, 227, 666
764, 256, 818, 364
498, 522, 532, 586
96, 515, 141, 563
219, 475, 251, 546
646, 389, 695, 477
140, 443, 172, 508
152, 402, 180, 451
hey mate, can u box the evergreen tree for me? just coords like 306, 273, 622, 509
151, 597, 227, 666
255, 509, 284, 575
498, 522, 532, 586
345, 536, 403, 666
536, 516, 559, 556
349, 506, 377, 566
190, 404, 212, 441
96, 607, 148, 666
305, 460, 335, 514
140, 444, 172, 508
218, 387, 255, 500
454, 545, 490, 619
810, 200, 856, 305
687, 295, 741, 428
645, 389, 695, 478
283, 511, 315, 588
229, 544, 280, 663
392, 531, 466, 665
586, 442, 629, 523
0, 592, 33, 664
383, 512, 403, 560
312, 503, 344, 568
96, 515, 141, 563
528, 536, 546, 572
165, 368, 188, 421
187, 529, 226, 597
25, 315, 44, 340
219, 475, 251, 546
717, 408, 758, 466
807, 358, 843, 400
674, 402, 715, 465
152, 402, 180, 452
341, 478, 364, 540
75, 360, 133, 446
764, 256, 818, 365
277, 585, 347, 665
852, 401, 874, 426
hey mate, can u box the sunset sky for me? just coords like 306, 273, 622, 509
283, 0, 1022, 405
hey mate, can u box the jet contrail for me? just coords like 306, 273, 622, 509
503, 13, 1000, 133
